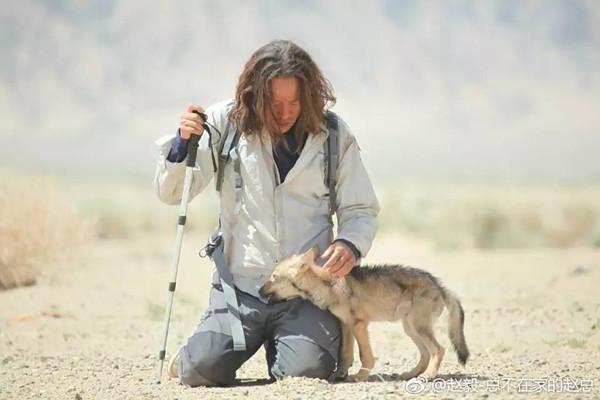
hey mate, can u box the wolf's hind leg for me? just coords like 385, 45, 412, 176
398, 317, 429, 380
416, 323, 445, 380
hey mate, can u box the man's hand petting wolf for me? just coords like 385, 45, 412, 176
320, 241, 356, 277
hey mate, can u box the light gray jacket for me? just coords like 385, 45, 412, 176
154, 99, 379, 298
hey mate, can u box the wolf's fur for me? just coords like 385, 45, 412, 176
259, 248, 469, 382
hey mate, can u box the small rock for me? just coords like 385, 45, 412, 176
75, 394, 83, 400
1, 357, 12, 368
570, 266, 588, 276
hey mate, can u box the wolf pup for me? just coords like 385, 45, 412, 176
259, 247, 469, 382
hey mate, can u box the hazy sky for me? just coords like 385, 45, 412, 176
1, 0, 599, 181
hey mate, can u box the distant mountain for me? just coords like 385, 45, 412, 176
1, 0, 599, 180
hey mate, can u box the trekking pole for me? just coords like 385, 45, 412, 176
155, 112, 206, 384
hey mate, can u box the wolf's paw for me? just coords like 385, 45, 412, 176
332, 367, 349, 381
350, 368, 370, 382
420, 371, 438, 381
398, 371, 418, 380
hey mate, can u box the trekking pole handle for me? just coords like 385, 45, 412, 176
186, 111, 207, 167
186, 134, 201, 167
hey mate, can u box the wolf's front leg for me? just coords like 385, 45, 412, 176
350, 320, 375, 382
334, 323, 355, 380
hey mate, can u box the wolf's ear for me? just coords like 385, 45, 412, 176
298, 262, 310, 271
303, 246, 320, 261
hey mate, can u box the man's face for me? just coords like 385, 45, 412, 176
269, 76, 301, 134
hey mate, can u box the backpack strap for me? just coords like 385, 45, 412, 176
215, 121, 242, 193
229, 145, 243, 214
324, 111, 339, 216
204, 231, 247, 352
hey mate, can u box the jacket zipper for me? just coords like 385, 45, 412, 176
267, 139, 282, 263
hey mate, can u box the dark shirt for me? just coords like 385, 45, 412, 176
272, 128, 308, 183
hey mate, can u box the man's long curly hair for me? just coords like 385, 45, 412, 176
229, 40, 336, 143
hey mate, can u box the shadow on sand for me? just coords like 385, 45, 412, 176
334, 372, 490, 384
228, 372, 491, 387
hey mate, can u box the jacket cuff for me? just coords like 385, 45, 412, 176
334, 238, 361, 259
166, 129, 189, 163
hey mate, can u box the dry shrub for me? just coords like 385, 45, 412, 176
0, 170, 91, 289
377, 181, 600, 250
73, 182, 219, 240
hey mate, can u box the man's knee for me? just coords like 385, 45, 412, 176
270, 338, 338, 380
179, 362, 218, 388
179, 334, 237, 387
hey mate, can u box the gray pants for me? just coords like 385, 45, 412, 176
179, 284, 341, 387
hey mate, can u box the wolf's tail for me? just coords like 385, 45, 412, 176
441, 288, 469, 365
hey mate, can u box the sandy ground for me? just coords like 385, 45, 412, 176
1, 232, 599, 399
